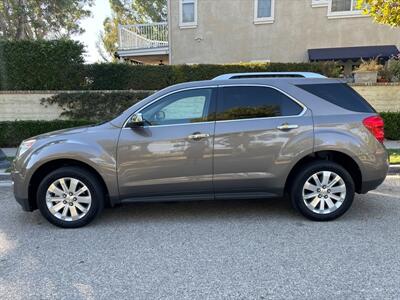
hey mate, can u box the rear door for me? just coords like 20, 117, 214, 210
213, 85, 314, 198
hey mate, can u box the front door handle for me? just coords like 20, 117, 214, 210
277, 123, 299, 131
188, 132, 210, 141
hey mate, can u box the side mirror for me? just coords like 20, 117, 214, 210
127, 113, 145, 127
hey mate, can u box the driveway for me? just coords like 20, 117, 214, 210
0, 176, 399, 299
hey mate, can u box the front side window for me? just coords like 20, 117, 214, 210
254, 0, 275, 23
141, 88, 215, 126
180, 0, 197, 27
217, 86, 303, 121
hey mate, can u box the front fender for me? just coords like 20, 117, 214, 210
14, 134, 119, 202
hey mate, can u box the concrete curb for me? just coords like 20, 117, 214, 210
388, 165, 400, 175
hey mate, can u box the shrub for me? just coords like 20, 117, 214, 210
84, 64, 174, 90
0, 120, 93, 147
0, 40, 85, 90
388, 59, 400, 81
85, 62, 341, 90
42, 91, 153, 122
381, 112, 400, 140
354, 58, 383, 73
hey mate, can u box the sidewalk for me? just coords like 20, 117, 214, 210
2, 148, 17, 157
0, 149, 9, 170
0, 148, 16, 174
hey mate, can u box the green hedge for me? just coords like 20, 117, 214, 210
0, 39, 341, 90
0, 120, 93, 147
85, 62, 341, 90
381, 112, 400, 140
42, 91, 152, 122
0, 40, 85, 90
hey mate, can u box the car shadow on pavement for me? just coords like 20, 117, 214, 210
95, 197, 302, 226
88, 192, 400, 227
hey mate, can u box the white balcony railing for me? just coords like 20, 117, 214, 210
118, 22, 168, 51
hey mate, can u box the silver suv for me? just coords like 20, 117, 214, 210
12, 73, 389, 228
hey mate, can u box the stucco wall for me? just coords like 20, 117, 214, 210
0, 92, 61, 121
0, 85, 398, 121
352, 84, 400, 112
169, 0, 400, 64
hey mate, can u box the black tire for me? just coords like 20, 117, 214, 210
37, 167, 104, 228
290, 161, 355, 221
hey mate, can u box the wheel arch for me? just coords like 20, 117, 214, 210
28, 159, 111, 211
284, 150, 363, 194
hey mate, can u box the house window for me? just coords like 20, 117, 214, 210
179, 0, 197, 28
331, 0, 357, 11
254, 0, 275, 24
328, 0, 364, 18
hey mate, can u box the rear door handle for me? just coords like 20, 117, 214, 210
277, 123, 299, 131
188, 132, 210, 141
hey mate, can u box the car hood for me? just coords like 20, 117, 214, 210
30, 125, 92, 142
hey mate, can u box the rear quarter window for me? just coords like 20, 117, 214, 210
296, 83, 376, 113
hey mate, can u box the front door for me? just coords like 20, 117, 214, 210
117, 87, 217, 199
213, 85, 313, 198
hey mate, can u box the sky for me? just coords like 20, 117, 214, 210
74, 0, 112, 63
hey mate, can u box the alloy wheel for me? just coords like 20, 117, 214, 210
46, 177, 92, 222
302, 171, 346, 214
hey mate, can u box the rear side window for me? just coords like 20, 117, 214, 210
296, 83, 375, 113
217, 86, 303, 121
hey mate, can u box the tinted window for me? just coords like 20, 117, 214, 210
142, 88, 215, 125
296, 83, 375, 113
217, 86, 303, 121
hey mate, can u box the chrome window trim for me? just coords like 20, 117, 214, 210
123, 86, 218, 128
215, 84, 308, 123
135, 121, 215, 129
123, 84, 308, 128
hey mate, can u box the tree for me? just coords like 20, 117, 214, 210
357, 0, 400, 27
131, 0, 167, 23
0, 0, 94, 40
101, 0, 167, 58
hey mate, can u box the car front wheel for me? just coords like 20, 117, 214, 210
291, 161, 355, 221
37, 167, 104, 228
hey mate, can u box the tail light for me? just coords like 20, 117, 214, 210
363, 115, 384, 143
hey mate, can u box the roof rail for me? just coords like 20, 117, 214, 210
212, 72, 326, 80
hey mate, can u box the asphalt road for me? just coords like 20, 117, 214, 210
1, 176, 400, 300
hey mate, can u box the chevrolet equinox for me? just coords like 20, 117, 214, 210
12, 73, 389, 228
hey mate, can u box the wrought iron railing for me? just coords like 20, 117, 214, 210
118, 22, 168, 51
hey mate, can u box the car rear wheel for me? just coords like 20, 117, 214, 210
37, 167, 104, 228
291, 161, 355, 221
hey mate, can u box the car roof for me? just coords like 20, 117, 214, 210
212, 72, 327, 80
160, 77, 341, 91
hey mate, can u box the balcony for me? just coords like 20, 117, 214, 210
117, 22, 169, 64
